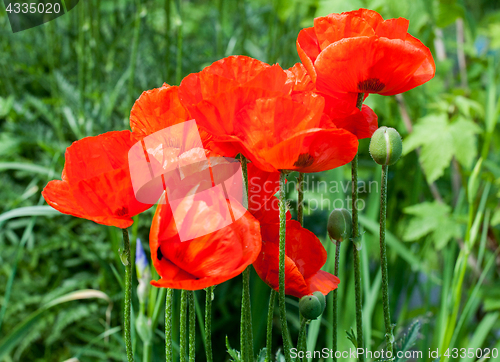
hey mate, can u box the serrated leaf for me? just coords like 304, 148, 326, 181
394, 320, 420, 362
449, 117, 481, 169
226, 336, 241, 362
403, 113, 480, 183
256, 348, 267, 362
403, 202, 460, 249
346, 328, 358, 349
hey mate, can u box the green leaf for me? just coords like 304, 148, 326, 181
394, 320, 420, 362
0, 289, 112, 359
226, 336, 241, 362
0, 206, 61, 224
434, 0, 465, 28
403, 114, 481, 183
491, 208, 500, 226
449, 117, 481, 169
0, 162, 56, 177
468, 158, 483, 205
346, 328, 358, 349
403, 202, 461, 249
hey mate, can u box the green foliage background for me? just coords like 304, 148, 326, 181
1, 0, 500, 361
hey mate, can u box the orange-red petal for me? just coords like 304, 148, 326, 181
150, 193, 262, 290
130, 84, 190, 140
42, 131, 152, 228
253, 220, 339, 298
314, 36, 435, 95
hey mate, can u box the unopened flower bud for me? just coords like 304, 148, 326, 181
327, 208, 352, 242
312, 291, 326, 313
299, 294, 323, 320
369, 126, 403, 166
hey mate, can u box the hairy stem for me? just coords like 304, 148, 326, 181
266, 290, 276, 362
332, 241, 341, 361
122, 228, 134, 362
189, 291, 196, 362
379, 165, 393, 358
298, 173, 304, 226
297, 317, 308, 361
180, 290, 187, 362
279, 171, 292, 362
166, 288, 173, 362
240, 155, 254, 361
205, 287, 214, 362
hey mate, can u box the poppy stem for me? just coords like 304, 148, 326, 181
204, 286, 214, 362
122, 228, 134, 362
297, 173, 304, 226
279, 171, 293, 362
332, 241, 341, 362
240, 155, 254, 361
379, 165, 394, 359
297, 317, 308, 361
166, 288, 174, 362
180, 290, 187, 362
266, 290, 276, 362
188, 291, 196, 362
352, 92, 365, 362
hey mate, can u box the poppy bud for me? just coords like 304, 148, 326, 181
369, 127, 403, 166
312, 291, 326, 312
299, 294, 323, 320
327, 208, 352, 242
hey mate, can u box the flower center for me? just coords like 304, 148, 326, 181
293, 153, 314, 168
357, 78, 385, 93
157, 247, 163, 260
115, 206, 129, 216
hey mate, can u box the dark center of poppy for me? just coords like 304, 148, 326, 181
157, 247, 163, 260
293, 153, 314, 168
115, 206, 128, 217
357, 78, 385, 93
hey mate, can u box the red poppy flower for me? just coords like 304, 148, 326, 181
253, 215, 339, 298
297, 9, 436, 96
247, 166, 339, 298
178, 56, 359, 173
42, 131, 153, 229
286, 62, 378, 139
149, 184, 262, 290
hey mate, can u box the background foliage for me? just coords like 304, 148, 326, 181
1, 0, 500, 361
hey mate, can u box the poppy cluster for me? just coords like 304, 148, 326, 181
43, 8, 434, 298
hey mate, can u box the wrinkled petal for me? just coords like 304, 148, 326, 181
254, 220, 338, 298
285, 63, 315, 93
130, 84, 190, 140
244, 127, 359, 173
150, 192, 261, 290
307, 271, 341, 296
42, 131, 152, 228
315, 36, 434, 95
296, 27, 321, 81
313, 13, 375, 49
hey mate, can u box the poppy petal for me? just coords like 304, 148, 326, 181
253, 219, 334, 298
150, 191, 261, 290
375, 17, 409, 40
306, 271, 340, 296
314, 36, 433, 95
42, 131, 152, 228
296, 27, 321, 81
130, 84, 190, 140
313, 13, 375, 49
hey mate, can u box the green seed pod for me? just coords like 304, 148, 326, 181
327, 208, 352, 242
299, 294, 323, 320
312, 291, 326, 313
369, 126, 403, 166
